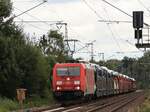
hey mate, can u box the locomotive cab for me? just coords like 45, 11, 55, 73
52, 63, 84, 98
52, 63, 95, 99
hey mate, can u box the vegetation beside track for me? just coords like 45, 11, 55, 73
138, 90, 150, 112
0, 93, 56, 112
0, 0, 150, 111
0, 97, 18, 112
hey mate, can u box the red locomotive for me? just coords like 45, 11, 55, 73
52, 62, 95, 98
52, 61, 136, 99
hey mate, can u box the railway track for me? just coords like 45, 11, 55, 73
86, 91, 143, 112
34, 90, 144, 112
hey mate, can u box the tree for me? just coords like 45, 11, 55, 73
134, 51, 150, 89
121, 57, 136, 76
0, 0, 13, 37
0, 0, 49, 98
0, 33, 50, 98
105, 59, 121, 71
0, 0, 12, 23
18, 46, 49, 97
39, 30, 68, 62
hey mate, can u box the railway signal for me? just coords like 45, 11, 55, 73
133, 11, 143, 45
133, 11, 150, 49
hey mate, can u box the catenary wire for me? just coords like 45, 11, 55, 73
16, 17, 48, 31
13, 6, 50, 26
99, 0, 145, 53
101, 0, 150, 27
13, 1, 46, 19
101, 4, 123, 52
82, 0, 105, 20
137, 0, 150, 14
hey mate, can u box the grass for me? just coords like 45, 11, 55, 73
139, 90, 150, 112
0, 92, 56, 112
0, 97, 19, 112
23, 93, 56, 108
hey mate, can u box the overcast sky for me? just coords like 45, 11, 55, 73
12, 0, 150, 61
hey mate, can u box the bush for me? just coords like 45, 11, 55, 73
139, 90, 150, 112
0, 36, 49, 98
0, 97, 18, 112
0, 92, 55, 112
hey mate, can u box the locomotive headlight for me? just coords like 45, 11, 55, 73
75, 86, 80, 90
74, 81, 80, 85
56, 81, 62, 85
57, 86, 61, 90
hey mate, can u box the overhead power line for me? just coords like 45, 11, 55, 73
107, 23, 122, 52
13, 0, 43, 2
82, 0, 104, 20
125, 40, 144, 52
100, 2, 144, 53
17, 17, 47, 31
14, 20, 63, 26
114, 51, 141, 54
101, 4, 122, 52
14, 20, 63, 23
98, 2, 144, 54
13, 0, 47, 19
101, 0, 150, 27
137, 0, 150, 16
101, 0, 132, 17
14, 6, 51, 26
75, 40, 95, 53
26, 23, 47, 31
82, 0, 124, 55
98, 20, 131, 24
75, 43, 89, 53
75, 41, 92, 54
64, 39, 79, 56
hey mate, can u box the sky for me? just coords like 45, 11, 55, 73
12, 0, 150, 61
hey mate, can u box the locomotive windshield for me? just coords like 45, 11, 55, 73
56, 67, 80, 76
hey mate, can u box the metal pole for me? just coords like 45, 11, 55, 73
64, 39, 79, 57
90, 43, 93, 62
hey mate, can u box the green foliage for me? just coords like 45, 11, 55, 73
0, 93, 55, 112
19, 46, 49, 97
0, 97, 18, 112
38, 30, 73, 91
0, 0, 14, 37
139, 90, 150, 112
39, 30, 68, 62
0, 0, 49, 99
0, 35, 49, 98
24, 92, 55, 108
135, 51, 150, 89
0, 0, 12, 22
121, 57, 136, 77
105, 59, 121, 71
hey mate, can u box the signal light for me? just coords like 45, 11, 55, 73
133, 11, 143, 28
135, 29, 142, 39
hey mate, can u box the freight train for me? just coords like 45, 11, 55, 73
52, 61, 136, 99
